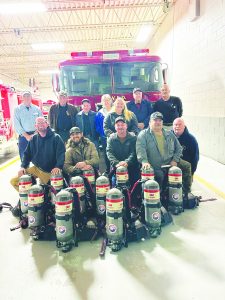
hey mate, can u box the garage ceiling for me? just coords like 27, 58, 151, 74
0, 0, 175, 94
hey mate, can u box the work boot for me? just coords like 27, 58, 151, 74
111, 241, 122, 252
161, 206, 173, 226
149, 227, 161, 238
183, 192, 199, 209
62, 242, 73, 253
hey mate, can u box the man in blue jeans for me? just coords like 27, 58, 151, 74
14, 91, 42, 160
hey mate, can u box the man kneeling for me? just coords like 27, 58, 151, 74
11, 117, 65, 190
63, 127, 99, 178
106, 116, 140, 187
10, 117, 65, 215
136, 112, 192, 199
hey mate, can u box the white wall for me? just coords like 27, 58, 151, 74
0, 73, 30, 91
38, 88, 58, 102
149, 0, 225, 164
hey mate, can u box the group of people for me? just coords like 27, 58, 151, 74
11, 85, 199, 199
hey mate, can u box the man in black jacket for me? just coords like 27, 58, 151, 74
48, 91, 78, 143
153, 84, 183, 128
173, 118, 199, 175
106, 116, 140, 186
10, 117, 65, 191
75, 98, 98, 149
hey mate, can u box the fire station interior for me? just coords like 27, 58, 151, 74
1, 1, 225, 300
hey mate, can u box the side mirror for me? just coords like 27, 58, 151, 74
161, 63, 168, 84
52, 74, 60, 92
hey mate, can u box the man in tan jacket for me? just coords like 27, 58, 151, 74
63, 127, 99, 177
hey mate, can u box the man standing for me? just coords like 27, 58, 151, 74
136, 112, 192, 194
106, 116, 140, 186
63, 127, 99, 177
14, 91, 42, 160
173, 118, 199, 175
76, 99, 98, 148
153, 84, 183, 128
127, 87, 153, 130
48, 91, 78, 143
10, 117, 65, 192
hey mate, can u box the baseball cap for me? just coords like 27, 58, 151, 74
70, 127, 82, 135
22, 91, 32, 97
115, 116, 126, 124
150, 112, 163, 120
81, 98, 90, 104
58, 90, 67, 97
133, 87, 142, 93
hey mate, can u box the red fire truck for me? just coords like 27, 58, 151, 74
0, 83, 42, 155
52, 49, 167, 110
42, 99, 57, 119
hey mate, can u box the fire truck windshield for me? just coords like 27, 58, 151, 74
113, 61, 163, 94
60, 64, 111, 96
59, 61, 163, 96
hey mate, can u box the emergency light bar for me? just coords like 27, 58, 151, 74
71, 49, 149, 59
102, 53, 120, 60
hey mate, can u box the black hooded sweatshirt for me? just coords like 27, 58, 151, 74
21, 127, 65, 173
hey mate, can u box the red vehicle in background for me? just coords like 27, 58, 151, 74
42, 99, 57, 119
53, 49, 167, 110
17, 92, 42, 110
0, 85, 17, 147
0, 83, 43, 155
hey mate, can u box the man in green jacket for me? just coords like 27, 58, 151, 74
136, 112, 192, 194
63, 127, 99, 177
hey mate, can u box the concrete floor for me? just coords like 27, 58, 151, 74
0, 157, 225, 300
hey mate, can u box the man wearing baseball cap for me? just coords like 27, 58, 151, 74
136, 111, 192, 199
127, 87, 153, 130
106, 116, 140, 186
48, 90, 78, 143
14, 90, 42, 160
63, 126, 99, 177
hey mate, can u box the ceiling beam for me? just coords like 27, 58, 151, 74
0, 21, 153, 34
43, 0, 165, 12
0, 37, 134, 48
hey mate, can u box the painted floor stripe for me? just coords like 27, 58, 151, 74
194, 174, 225, 200
0, 156, 20, 172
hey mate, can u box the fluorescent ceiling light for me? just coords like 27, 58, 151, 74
136, 25, 154, 43
0, 3, 46, 15
38, 69, 59, 75
32, 42, 64, 51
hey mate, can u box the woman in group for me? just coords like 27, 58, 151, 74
103, 96, 139, 138
95, 94, 113, 173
